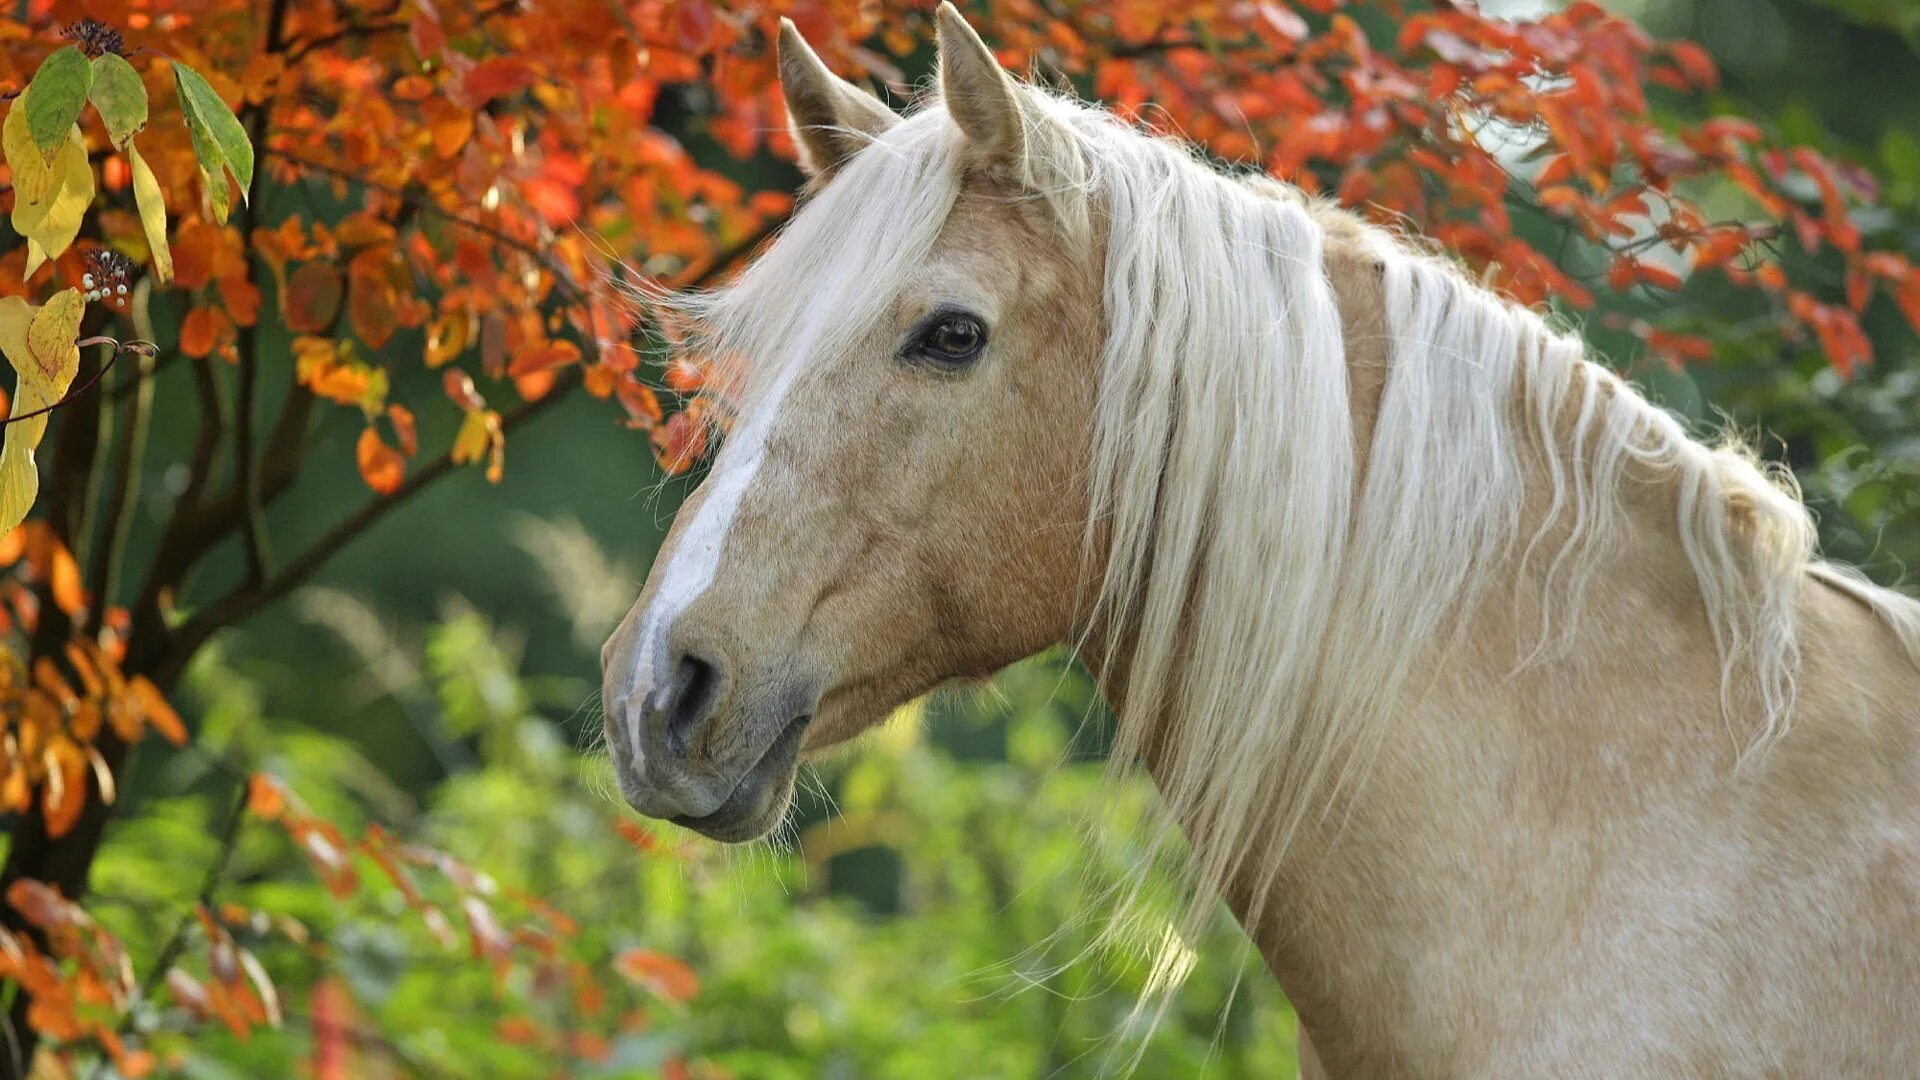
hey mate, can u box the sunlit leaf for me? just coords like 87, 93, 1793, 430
88, 52, 147, 149
129, 141, 173, 285
23, 46, 91, 161
0, 297, 48, 534
23, 288, 85, 401
41, 737, 88, 838
237, 948, 283, 1028
2, 87, 54, 204
173, 61, 253, 216
12, 128, 93, 278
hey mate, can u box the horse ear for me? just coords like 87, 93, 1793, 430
936, 2, 1024, 164
777, 19, 897, 178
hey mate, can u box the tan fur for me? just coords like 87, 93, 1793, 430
604, 10, 1920, 1075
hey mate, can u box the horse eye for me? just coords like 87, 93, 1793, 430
909, 313, 988, 366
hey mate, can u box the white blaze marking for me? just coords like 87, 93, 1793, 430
628, 356, 809, 764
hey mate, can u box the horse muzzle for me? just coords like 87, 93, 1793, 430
602, 620, 820, 842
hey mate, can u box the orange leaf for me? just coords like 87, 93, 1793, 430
298, 828, 360, 898
387, 404, 418, 457
506, 339, 581, 379
130, 675, 188, 745
246, 774, 289, 821
180, 307, 219, 359
423, 97, 473, 159
49, 542, 85, 617
613, 948, 699, 1002
6, 879, 72, 930
356, 428, 406, 495
495, 1016, 541, 1045
650, 411, 708, 475
40, 739, 87, 838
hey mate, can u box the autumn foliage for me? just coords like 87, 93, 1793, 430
0, 0, 1907, 1073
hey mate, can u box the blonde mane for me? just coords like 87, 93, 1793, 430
660, 70, 1918, 977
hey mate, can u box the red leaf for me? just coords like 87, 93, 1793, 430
284, 263, 344, 334
674, 3, 717, 53
463, 57, 540, 104
410, 12, 447, 58
443, 369, 486, 412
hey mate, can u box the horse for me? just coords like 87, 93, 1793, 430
599, 6, 1920, 1076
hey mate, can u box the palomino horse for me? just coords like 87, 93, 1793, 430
601, 6, 1920, 1075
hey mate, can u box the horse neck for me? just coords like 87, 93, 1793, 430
1091, 231, 1762, 1071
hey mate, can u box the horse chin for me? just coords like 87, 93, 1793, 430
666, 714, 810, 843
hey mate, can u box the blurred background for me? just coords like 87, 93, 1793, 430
32, 0, 1920, 1074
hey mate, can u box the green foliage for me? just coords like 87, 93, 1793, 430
84, 566, 1295, 1078
22, 45, 90, 158
172, 61, 253, 217
87, 52, 147, 150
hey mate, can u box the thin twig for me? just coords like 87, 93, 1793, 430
0, 340, 156, 428
134, 777, 251, 1007
267, 150, 593, 307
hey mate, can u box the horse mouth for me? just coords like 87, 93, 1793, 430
668, 713, 811, 841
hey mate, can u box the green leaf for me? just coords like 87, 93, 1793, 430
88, 52, 147, 149
1882, 128, 1920, 186
24, 46, 92, 162
173, 61, 253, 211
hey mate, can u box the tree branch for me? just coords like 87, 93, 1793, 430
85, 348, 155, 618
152, 213, 784, 685
280, 0, 518, 65
265, 149, 595, 309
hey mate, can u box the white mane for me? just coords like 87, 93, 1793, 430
1028, 88, 1827, 925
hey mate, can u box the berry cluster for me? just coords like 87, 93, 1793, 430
61, 19, 128, 59
83, 250, 135, 309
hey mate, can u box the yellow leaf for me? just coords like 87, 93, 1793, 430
13, 127, 93, 279
2, 88, 53, 205
0, 297, 48, 534
451, 408, 491, 466
23, 289, 84, 401
129, 142, 172, 286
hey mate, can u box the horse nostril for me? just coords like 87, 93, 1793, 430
662, 653, 720, 755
